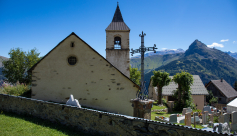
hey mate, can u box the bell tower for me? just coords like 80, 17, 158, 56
105, 4, 130, 77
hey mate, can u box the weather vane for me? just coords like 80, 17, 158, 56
130, 31, 157, 100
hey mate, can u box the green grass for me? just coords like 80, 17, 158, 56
0, 111, 92, 136
178, 123, 204, 129
151, 103, 166, 110
151, 103, 204, 129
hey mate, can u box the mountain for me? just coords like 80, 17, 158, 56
144, 40, 237, 89
131, 49, 185, 58
0, 56, 8, 81
225, 51, 237, 60
130, 53, 183, 74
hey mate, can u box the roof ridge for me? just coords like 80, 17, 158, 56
27, 32, 140, 89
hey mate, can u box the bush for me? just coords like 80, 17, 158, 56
0, 81, 31, 97
162, 98, 168, 108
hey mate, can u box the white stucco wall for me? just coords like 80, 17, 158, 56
192, 95, 205, 110
31, 34, 138, 116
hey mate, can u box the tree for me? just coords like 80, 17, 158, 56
234, 81, 237, 91
129, 66, 141, 85
2, 48, 41, 84
206, 90, 218, 105
151, 71, 171, 104
173, 71, 194, 111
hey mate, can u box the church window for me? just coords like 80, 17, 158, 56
71, 42, 74, 47
114, 37, 121, 49
68, 56, 77, 65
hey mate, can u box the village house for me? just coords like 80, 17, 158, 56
148, 75, 209, 110
28, 4, 139, 116
205, 79, 237, 108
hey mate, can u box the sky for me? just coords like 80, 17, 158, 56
1, 0, 237, 58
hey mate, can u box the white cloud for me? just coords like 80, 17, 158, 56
161, 48, 167, 50
207, 42, 224, 48
233, 41, 236, 44
220, 39, 229, 42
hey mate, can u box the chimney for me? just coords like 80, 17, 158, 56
221, 78, 223, 82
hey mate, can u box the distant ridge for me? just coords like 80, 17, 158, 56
225, 51, 237, 60
131, 48, 184, 58
143, 39, 237, 89
0, 56, 8, 67
0, 56, 8, 81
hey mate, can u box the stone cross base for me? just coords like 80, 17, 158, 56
130, 98, 154, 119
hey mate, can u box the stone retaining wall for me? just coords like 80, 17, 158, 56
0, 94, 231, 136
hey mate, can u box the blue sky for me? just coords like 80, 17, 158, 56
1, 0, 237, 58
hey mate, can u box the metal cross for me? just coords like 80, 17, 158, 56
130, 31, 157, 100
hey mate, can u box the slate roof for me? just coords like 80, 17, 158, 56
106, 4, 130, 31
27, 32, 140, 89
152, 75, 209, 96
206, 79, 237, 99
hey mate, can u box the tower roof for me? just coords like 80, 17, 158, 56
112, 4, 124, 22
106, 4, 130, 31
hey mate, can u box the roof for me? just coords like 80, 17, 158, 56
106, 4, 130, 31
206, 79, 237, 99
112, 4, 124, 22
151, 75, 209, 96
28, 32, 140, 89
227, 97, 237, 107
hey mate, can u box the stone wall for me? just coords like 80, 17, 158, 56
0, 94, 230, 136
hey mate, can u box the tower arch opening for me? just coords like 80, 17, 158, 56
114, 36, 121, 49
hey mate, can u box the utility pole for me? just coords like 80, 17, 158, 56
130, 31, 157, 99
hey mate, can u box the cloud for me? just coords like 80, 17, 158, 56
233, 41, 236, 44
161, 48, 167, 50
220, 39, 229, 42
207, 42, 224, 48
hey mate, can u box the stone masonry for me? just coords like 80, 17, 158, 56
0, 94, 230, 136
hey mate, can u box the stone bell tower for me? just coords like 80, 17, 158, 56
105, 4, 130, 77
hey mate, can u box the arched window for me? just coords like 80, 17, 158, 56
114, 37, 121, 49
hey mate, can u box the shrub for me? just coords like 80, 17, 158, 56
214, 115, 218, 123
162, 98, 168, 108
0, 81, 31, 97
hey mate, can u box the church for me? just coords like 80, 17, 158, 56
28, 4, 139, 116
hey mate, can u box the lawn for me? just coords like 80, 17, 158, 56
151, 102, 204, 129
0, 110, 91, 136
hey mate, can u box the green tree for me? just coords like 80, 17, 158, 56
206, 90, 218, 105
2, 48, 41, 84
129, 66, 141, 85
173, 71, 194, 111
151, 71, 171, 104
234, 81, 237, 91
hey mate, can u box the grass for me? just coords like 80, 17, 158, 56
151, 103, 166, 110
0, 110, 92, 136
151, 102, 205, 129
178, 123, 204, 129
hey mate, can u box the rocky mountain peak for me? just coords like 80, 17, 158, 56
184, 39, 209, 57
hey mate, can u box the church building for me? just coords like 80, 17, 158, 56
28, 4, 139, 116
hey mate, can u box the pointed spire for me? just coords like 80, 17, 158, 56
112, 3, 124, 22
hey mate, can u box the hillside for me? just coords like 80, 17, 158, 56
0, 56, 8, 81
144, 40, 237, 89
130, 53, 183, 74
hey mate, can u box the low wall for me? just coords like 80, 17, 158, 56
0, 94, 230, 136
